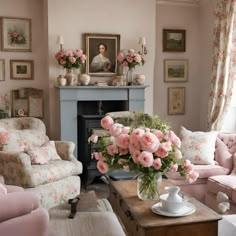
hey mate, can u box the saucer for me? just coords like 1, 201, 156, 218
151, 202, 196, 217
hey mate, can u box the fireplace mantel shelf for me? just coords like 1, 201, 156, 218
56, 85, 148, 157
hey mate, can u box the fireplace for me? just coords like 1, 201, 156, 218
57, 86, 148, 186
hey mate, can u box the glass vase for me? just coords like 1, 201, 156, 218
137, 172, 162, 201
126, 68, 135, 86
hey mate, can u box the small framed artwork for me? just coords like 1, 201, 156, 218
163, 29, 186, 52
164, 59, 188, 82
1, 17, 32, 52
10, 60, 34, 80
0, 59, 5, 81
168, 87, 185, 115
85, 33, 120, 76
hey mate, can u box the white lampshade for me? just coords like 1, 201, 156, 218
57, 35, 64, 45
138, 36, 146, 46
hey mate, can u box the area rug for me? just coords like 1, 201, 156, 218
47, 191, 125, 236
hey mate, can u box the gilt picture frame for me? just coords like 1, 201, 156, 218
10, 60, 34, 80
85, 33, 120, 76
164, 59, 188, 82
1, 17, 32, 52
0, 59, 5, 81
163, 29, 186, 52
168, 87, 185, 115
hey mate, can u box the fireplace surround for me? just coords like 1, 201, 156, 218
57, 86, 148, 185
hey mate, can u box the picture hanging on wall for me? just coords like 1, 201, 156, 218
85, 33, 120, 76
168, 87, 185, 115
163, 29, 186, 52
10, 60, 34, 80
164, 59, 188, 82
0, 59, 5, 81
1, 17, 32, 52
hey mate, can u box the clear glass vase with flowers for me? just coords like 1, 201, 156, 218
55, 49, 86, 85
88, 113, 199, 201
117, 49, 145, 85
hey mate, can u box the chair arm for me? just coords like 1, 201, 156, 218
0, 191, 40, 222
54, 141, 76, 161
0, 208, 49, 236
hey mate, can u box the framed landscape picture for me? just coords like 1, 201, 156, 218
168, 87, 185, 115
164, 59, 188, 82
163, 29, 186, 52
1, 17, 32, 52
0, 59, 5, 81
10, 60, 34, 80
85, 33, 120, 76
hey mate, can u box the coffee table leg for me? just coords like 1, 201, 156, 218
68, 196, 80, 219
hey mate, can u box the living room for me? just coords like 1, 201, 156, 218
1, 0, 236, 235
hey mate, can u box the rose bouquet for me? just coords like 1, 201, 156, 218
0, 128, 9, 151
8, 30, 26, 45
89, 113, 199, 200
117, 49, 145, 70
55, 49, 86, 70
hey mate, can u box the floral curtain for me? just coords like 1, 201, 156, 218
207, 0, 236, 131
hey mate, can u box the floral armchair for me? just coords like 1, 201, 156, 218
0, 117, 82, 209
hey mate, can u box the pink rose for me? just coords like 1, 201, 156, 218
138, 151, 154, 167
97, 160, 109, 174
151, 129, 164, 141
107, 145, 118, 156
80, 54, 86, 62
118, 158, 126, 165
129, 139, 141, 153
117, 52, 125, 62
153, 158, 162, 170
130, 128, 145, 140
174, 149, 182, 159
132, 150, 141, 163
60, 59, 66, 65
122, 126, 130, 134
170, 163, 178, 173
109, 123, 123, 137
123, 61, 128, 67
155, 147, 168, 158
160, 141, 172, 152
126, 55, 133, 63
115, 134, 130, 148
89, 134, 98, 143
119, 147, 129, 155
186, 171, 199, 183
12, 31, 18, 38
140, 132, 160, 153
168, 131, 181, 148
0, 131, 9, 145
69, 56, 76, 63
101, 116, 114, 129
65, 50, 73, 57
123, 165, 130, 172
92, 152, 103, 161
134, 54, 141, 63
76, 49, 83, 57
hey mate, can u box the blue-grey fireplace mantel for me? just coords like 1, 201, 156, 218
56, 85, 148, 157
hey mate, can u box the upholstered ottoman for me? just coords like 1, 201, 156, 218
48, 191, 126, 236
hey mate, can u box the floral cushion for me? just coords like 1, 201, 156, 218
2, 129, 48, 152
179, 126, 218, 165
42, 141, 61, 161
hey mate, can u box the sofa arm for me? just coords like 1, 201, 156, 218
0, 208, 49, 236
54, 141, 76, 161
0, 191, 40, 222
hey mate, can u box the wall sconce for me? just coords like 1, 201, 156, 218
138, 36, 147, 55
57, 35, 64, 51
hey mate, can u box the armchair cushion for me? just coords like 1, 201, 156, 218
179, 126, 218, 165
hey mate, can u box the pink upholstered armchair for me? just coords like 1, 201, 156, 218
0, 176, 49, 236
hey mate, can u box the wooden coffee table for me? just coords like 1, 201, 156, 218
108, 179, 221, 236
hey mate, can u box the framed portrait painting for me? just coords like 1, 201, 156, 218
168, 87, 185, 115
1, 17, 32, 52
85, 33, 120, 76
163, 29, 186, 52
164, 59, 188, 82
10, 60, 34, 80
0, 59, 5, 81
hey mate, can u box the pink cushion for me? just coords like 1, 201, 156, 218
215, 137, 233, 171
25, 147, 49, 165
207, 175, 236, 201
41, 141, 61, 161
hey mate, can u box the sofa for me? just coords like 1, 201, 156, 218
0, 176, 49, 236
0, 117, 83, 209
168, 130, 236, 214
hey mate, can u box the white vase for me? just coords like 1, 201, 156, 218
57, 75, 67, 86
65, 69, 76, 86
79, 74, 90, 86
126, 68, 135, 86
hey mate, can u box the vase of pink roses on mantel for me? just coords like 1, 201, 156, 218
55, 49, 86, 86
117, 49, 145, 86
89, 112, 199, 201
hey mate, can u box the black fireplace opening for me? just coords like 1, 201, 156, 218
77, 100, 128, 187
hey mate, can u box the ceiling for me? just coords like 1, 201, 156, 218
156, 0, 200, 7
